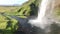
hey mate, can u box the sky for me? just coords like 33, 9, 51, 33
0, 0, 28, 5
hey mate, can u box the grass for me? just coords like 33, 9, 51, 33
0, 6, 20, 12
0, 14, 18, 34
0, 0, 40, 34
0, 14, 8, 29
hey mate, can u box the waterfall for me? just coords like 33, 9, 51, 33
29, 0, 55, 29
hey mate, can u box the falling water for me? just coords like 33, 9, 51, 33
29, 0, 55, 29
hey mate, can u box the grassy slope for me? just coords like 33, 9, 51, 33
0, 0, 40, 34
18, 0, 40, 16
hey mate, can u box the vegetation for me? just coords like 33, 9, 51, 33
0, 0, 40, 34
0, 0, 60, 34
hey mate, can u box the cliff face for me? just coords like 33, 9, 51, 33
51, 0, 60, 22
44, 0, 60, 23
18, 0, 40, 16
54, 0, 60, 7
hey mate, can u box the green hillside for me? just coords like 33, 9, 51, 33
0, 0, 60, 34
0, 0, 40, 34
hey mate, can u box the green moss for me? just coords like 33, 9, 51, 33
0, 0, 41, 34
54, 8, 60, 16
0, 15, 8, 29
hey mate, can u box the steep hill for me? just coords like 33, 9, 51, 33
0, 0, 41, 34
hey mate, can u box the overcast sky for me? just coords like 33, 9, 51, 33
0, 0, 28, 5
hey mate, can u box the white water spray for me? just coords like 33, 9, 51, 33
29, 0, 55, 29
